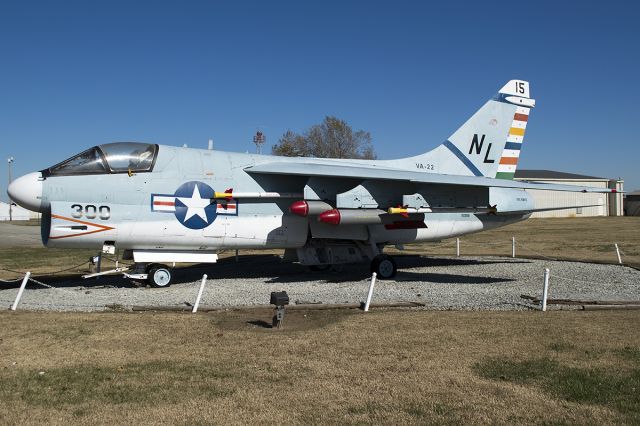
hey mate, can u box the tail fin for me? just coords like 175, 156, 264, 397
493, 80, 535, 179
399, 80, 535, 179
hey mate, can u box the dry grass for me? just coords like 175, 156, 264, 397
6, 220, 41, 227
388, 217, 640, 269
0, 248, 97, 276
0, 309, 638, 424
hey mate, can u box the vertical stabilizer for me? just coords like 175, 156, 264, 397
392, 80, 535, 179
493, 81, 535, 179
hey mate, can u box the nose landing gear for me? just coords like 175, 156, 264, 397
370, 254, 397, 279
147, 265, 172, 287
124, 263, 173, 287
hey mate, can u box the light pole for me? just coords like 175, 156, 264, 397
253, 131, 265, 154
7, 157, 14, 221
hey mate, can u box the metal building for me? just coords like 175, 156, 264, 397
514, 170, 624, 218
0, 201, 32, 221
624, 191, 640, 216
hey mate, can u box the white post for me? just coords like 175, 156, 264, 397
10, 272, 31, 311
364, 272, 377, 312
512, 236, 516, 258
541, 268, 550, 312
615, 243, 622, 265
192, 274, 208, 313
456, 238, 460, 257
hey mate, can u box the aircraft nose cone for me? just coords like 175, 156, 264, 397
7, 172, 44, 212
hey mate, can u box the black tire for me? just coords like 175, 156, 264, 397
308, 265, 331, 272
370, 254, 397, 279
148, 265, 172, 288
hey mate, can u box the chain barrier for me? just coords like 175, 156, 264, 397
457, 239, 513, 247
100, 255, 133, 266
17, 275, 137, 309
513, 240, 561, 261
26, 276, 88, 298
0, 261, 90, 277
3, 240, 637, 310
0, 267, 32, 275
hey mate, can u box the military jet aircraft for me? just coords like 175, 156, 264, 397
8, 80, 614, 286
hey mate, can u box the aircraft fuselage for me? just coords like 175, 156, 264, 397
32, 145, 529, 252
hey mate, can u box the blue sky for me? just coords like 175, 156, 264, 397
1, 0, 639, 197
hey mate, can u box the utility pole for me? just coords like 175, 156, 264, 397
7, 157, 14, 221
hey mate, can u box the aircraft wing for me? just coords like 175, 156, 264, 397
244, 162, 616, 193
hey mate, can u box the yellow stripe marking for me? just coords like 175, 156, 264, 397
214, 192, 233, 198
509, 127, 525, 136
388, 207, 408, 214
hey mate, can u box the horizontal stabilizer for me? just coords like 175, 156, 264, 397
493, 203, 605, 215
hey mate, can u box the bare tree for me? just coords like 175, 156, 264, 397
272, 116, 376, 159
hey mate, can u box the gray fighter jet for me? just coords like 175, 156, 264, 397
8, 80, 614, 286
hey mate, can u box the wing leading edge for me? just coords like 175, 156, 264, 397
244, 162, 615, 194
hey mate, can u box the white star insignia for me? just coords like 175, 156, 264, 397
177, 184, 210, 223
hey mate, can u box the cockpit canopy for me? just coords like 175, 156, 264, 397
45, 142, 158, 176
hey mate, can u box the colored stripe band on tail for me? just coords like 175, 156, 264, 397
495, 172, 515, 180
499, 157, 519, 165
504, 142, 522, 150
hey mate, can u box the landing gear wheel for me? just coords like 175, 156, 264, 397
147, 265, 172, 288
370, 255, 397, 279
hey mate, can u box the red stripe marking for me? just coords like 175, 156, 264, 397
153, 201, 175, 206
514, 113, 529, 122
217, 204, 236, 209
500, 157, 519, 165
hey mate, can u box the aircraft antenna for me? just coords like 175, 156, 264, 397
253, 130, 266, 155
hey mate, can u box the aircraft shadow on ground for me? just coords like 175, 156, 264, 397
0, 274, 142, 290
393, 272, 513, 285
0, 254, 527, 290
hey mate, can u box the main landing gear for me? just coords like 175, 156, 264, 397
370, 254, 397, 279
298, 241, 398, 279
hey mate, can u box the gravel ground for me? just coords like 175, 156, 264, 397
1, 255, 639, 312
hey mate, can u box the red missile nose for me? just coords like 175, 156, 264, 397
289, 200, 309, 217
318, 209, 341, 225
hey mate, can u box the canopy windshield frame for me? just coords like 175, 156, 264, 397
45, 143, 158, 177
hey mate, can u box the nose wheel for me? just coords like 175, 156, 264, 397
370, 254, 397, 279
147, 264, 172, 287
